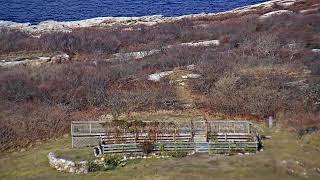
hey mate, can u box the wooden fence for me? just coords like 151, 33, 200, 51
95, 141, 258, 156
71, 120, 259, 151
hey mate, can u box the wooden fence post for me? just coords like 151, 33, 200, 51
71, 122, 74, 148
191, 120, 194, 142
268, 116, 273, 128
205, 119, 208, 142
135, 131, 138, 143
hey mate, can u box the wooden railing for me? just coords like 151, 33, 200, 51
95, 141, 258, 156
208, 133, 254, 142
101, 133, 193, 144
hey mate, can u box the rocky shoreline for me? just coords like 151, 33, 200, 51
0, 0, 299, 34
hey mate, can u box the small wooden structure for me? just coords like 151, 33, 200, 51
71, 121, 105, 148
71, 120, 261, 155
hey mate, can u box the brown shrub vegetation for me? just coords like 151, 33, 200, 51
191, 13, 320, 119
280, 112, 320, 136
0, 102, 71, 151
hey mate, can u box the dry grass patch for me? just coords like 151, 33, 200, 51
239, 65, 306, 79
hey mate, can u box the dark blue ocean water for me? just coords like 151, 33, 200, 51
0, 0, 268, 24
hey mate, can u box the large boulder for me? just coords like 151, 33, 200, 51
50, 54, 70, 64
312, 49, 320, 53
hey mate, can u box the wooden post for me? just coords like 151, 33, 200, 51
71, 123, 74, 148
268, 116, 273, 128
123, 128, 126, 143
135, 132, 137, 143
71, 122, 73, 136
89, 123, 92, 134
205, 120, 208, 142
71, 137, 74, 148
191, 120, 194, 142
174, 128, 176, 142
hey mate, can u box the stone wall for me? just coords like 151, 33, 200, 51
48, 152, 88, 174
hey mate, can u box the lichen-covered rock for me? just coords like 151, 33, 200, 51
259, 10, 293, 20
50, 54, 70, 64
299, 8, 319, 14
148, 71, 174, 82
114, 49, 160, 60
179, 40, 220, 47
181, 74, 201, 79
312, 49, 320, 53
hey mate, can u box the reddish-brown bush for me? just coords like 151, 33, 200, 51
0, 102, 71, 151
281, 112, 320, 135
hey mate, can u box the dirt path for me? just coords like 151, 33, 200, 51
168, 68, 202, 114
